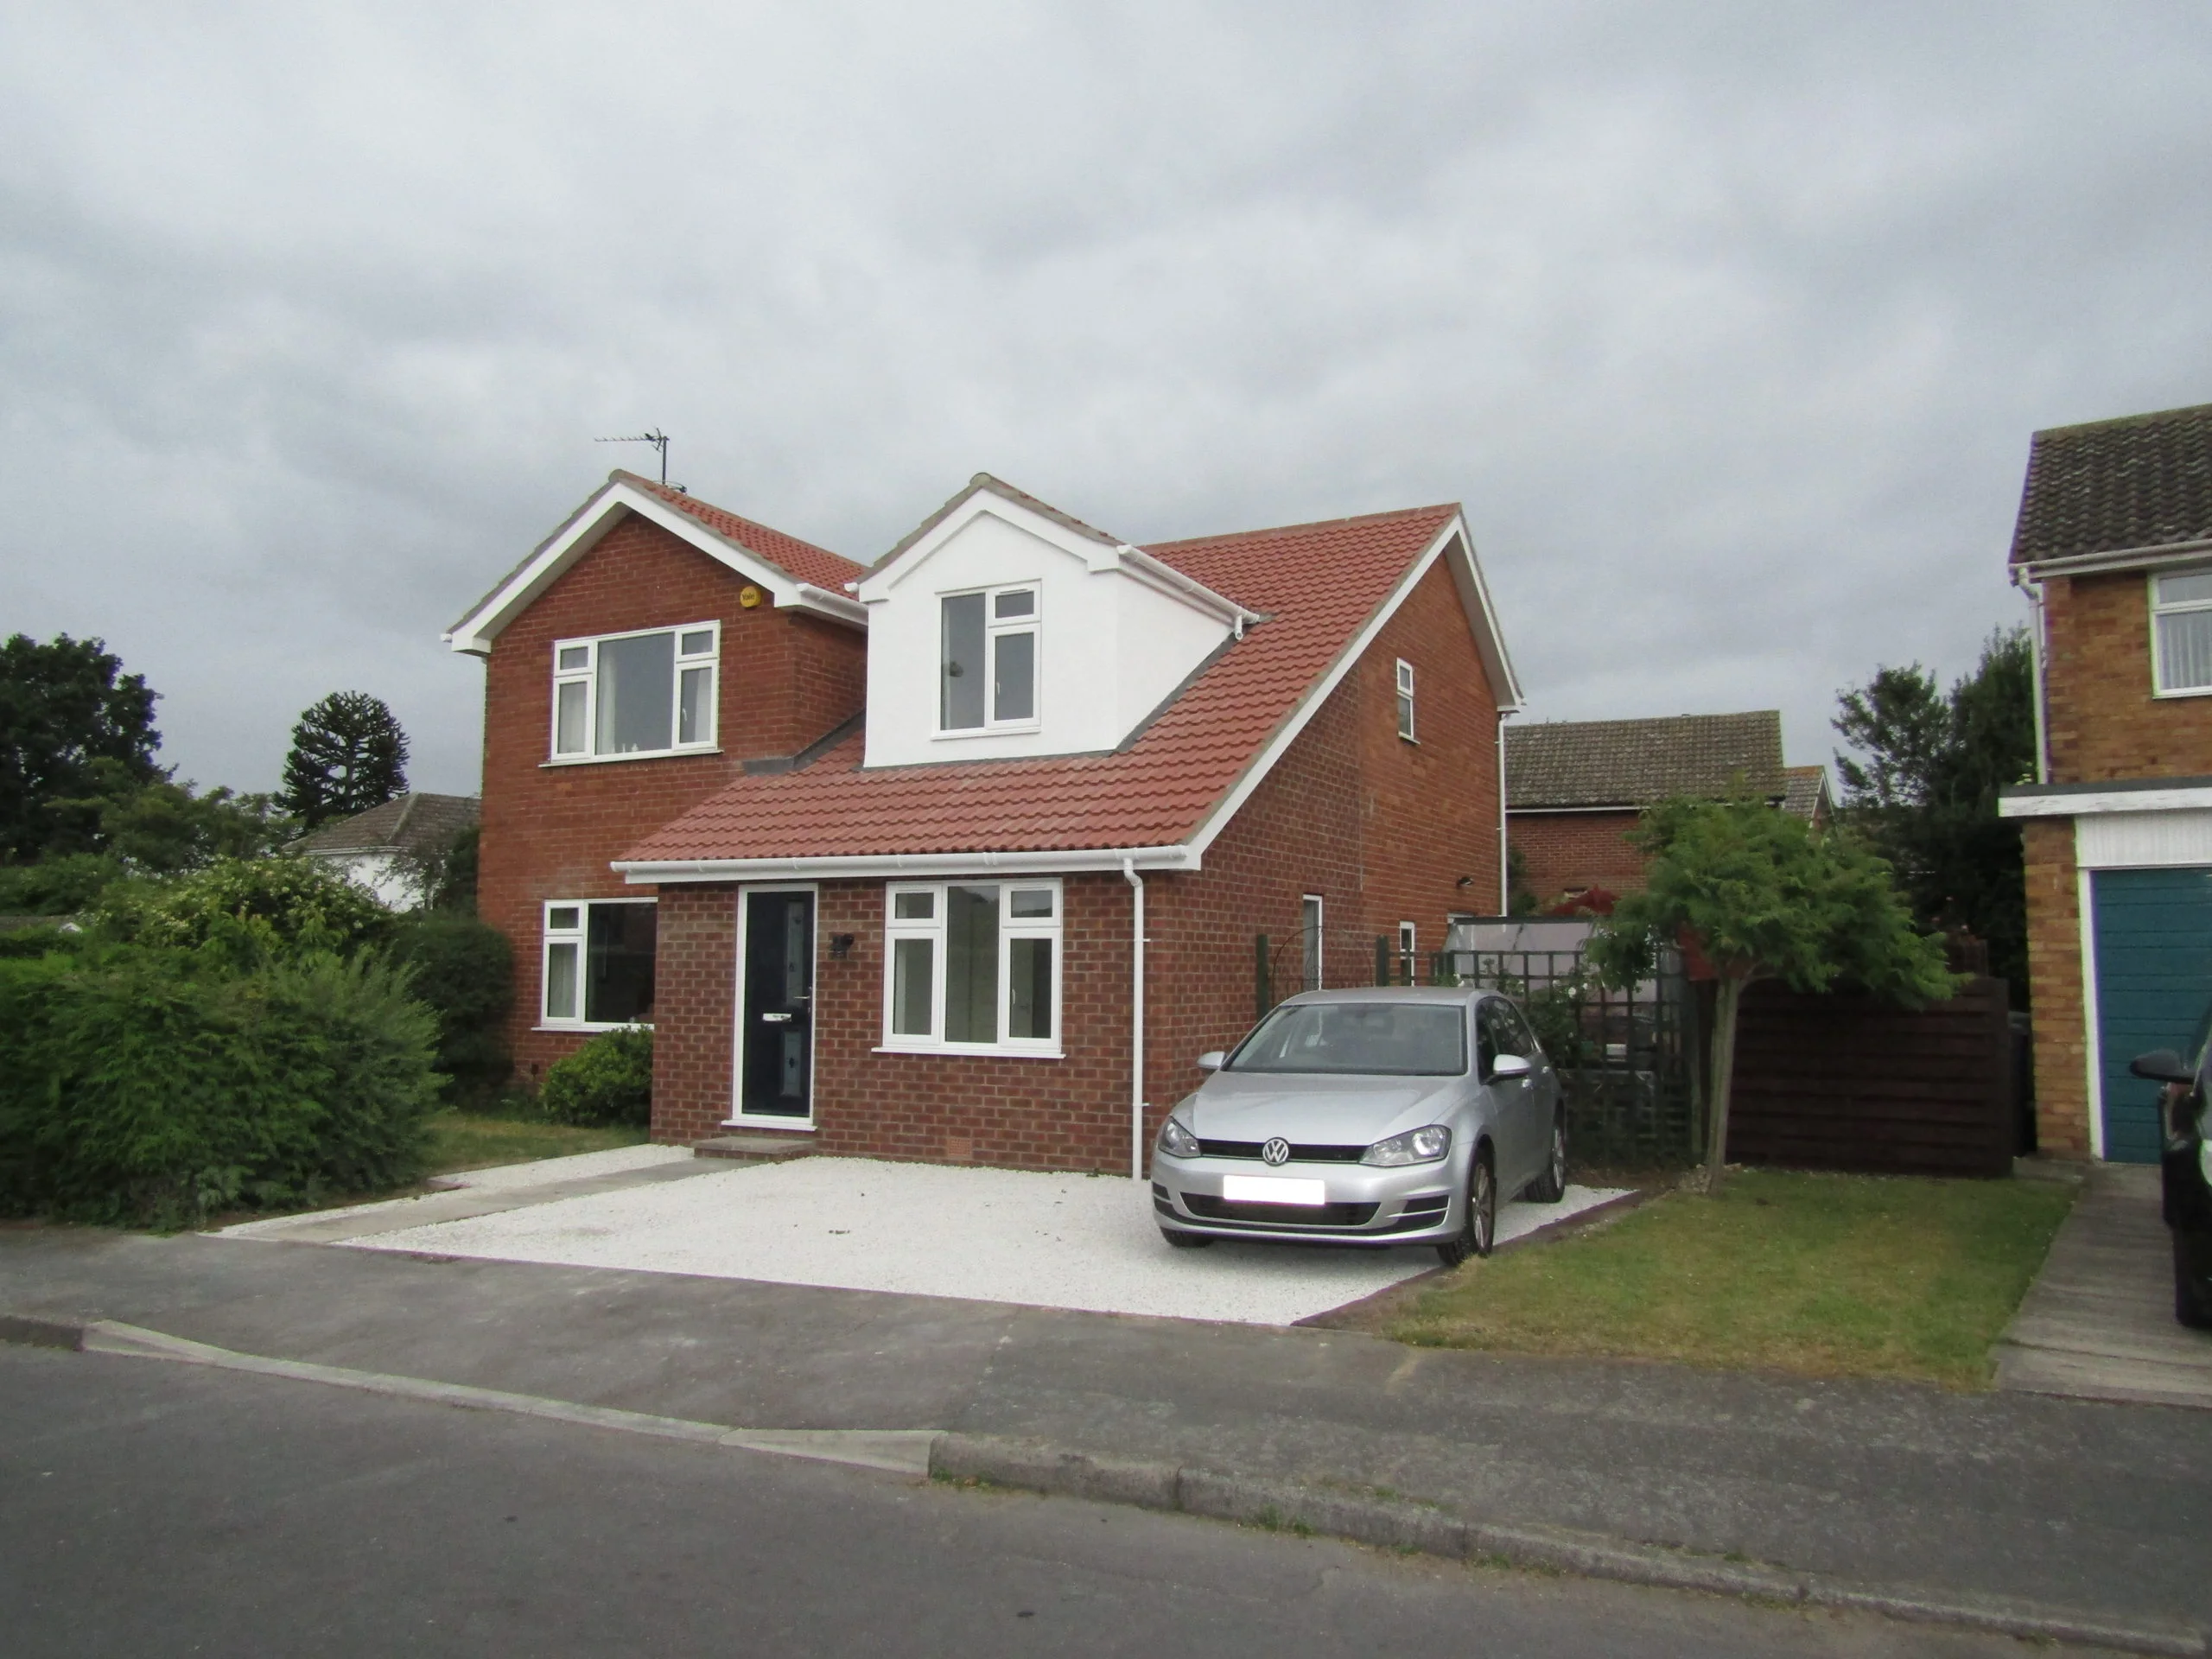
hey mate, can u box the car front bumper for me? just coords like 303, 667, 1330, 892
1149, 1155, 1460, 1243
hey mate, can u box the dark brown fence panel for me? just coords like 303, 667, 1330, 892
1726, 976, 2013, 1179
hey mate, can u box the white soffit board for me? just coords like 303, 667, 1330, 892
2075, 809, 2212, 870
2002, 785, 2212, 817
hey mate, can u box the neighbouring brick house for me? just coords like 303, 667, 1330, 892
1999, 402, 2212, 1163
447, 469, 1522, 1173
1505, 711, 1828, 907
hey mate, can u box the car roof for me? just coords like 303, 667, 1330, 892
1275, 985, 1489, 1007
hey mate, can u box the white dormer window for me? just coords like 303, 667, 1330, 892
1395, 658, 1417, 741
939, 585, 1039, 734
550, 623, 719, 760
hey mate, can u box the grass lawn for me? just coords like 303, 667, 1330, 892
1388, 1168, 2077, 1389
427, 1111, 649, 1177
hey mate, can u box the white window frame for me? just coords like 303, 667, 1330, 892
1395, 658, 1417, 741
539, 897, 658, 1030
2151, 569, 2212, 697
1397, 920, 1417, 980
1302, 894, 1325, 992
548, 620, 721, 762
879, 878, 1064, 1056
936, 583, 1042, 737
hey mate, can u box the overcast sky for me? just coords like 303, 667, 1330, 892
4, 3, 2209, 797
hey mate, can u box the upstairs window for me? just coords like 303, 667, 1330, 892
551, 623, 719, 759
883, 880, 1061, 1052
940, 585, 1039, 732
2153, 569, 2212, 694
1395, 658, 1417, 740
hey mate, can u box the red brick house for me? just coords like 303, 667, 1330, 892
1999, 402, 2212, 1163
448, 470, 1522, 1173
1505, 711, 1828, 909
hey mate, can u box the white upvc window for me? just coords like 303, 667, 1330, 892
938, 584, 1040, 734
550, 622, 720, 760
1395, 658, 1417, 741
2152, 569, 2212, 695
1301, 894, 1325, 992
1397, 921, 1417, 979
881, 879, 1062, 1053
542, 899, 658, 1028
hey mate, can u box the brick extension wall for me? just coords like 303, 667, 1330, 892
645, 564, 1506, 1173
2019, 816, 2088, 1158
474, 513, 866, 1082
1507, 809, 1645, 902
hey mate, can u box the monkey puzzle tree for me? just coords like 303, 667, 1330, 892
280, 691, 410, 830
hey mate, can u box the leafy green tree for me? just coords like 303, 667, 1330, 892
1833, 628, 2035, 1001
1586, 798, 1956, 1192
280, 692, 409, 829
0, 633, 162, 860
99, 775, 295, 873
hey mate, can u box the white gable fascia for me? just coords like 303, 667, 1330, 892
442, 481, 863, 655
1187, 515, 1521, 856
859, 486, 1255, 627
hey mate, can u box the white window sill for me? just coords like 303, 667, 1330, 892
542, 747, 721, 768
1398, 733, 1419, 745
721, 1116, 816, 1131
2152, 684, 2212, 700
534, 1021, 655, 1033
872, 1043, 1064, 1060
931, 723, 1042, 741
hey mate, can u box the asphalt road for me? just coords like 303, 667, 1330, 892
0, 1345, 2101, 1658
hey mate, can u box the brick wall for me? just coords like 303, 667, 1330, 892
1507, 809, 1645, 902
1356, 556, 1504, 945
2044, 569, 2212, 783
2021, 817, 2090, 1157
475, 512, 866, 1081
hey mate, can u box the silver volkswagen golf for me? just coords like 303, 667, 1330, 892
1149, 986, 1567, 1265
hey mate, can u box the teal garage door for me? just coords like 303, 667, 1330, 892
2093, 867, 2212, 1163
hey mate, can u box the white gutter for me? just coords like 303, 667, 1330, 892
1122, 857, 1147, 1183
2011, 564, 2051, 785
613, 844, 1203, 885
2013, 537, 2212, 581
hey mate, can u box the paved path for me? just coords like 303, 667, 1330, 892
1995, 1164, 2212, 1410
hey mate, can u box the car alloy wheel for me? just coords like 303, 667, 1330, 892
1437, 1148, 1496, 1268
1529, 1114, 1567, 1204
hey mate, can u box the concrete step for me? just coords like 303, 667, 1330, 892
692, 1133, 818, 1163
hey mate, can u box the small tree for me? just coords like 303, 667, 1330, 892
0, 633, 162, 859
280, 692, 409, 829
1586, 798, 1957, 1192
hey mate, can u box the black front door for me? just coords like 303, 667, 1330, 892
741, 890, 815, 1119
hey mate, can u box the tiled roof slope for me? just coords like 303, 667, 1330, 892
2010, 403, 2212, 565
620, 504, 1461, 862
620, 472, 866, 594
1781, 764, 1830, 822
1506, 712, 1785, 810
296, 792, 479, 856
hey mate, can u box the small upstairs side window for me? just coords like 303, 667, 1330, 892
2153, 569, 2212, 694
1395, 658, 1417, 741
550, 623, 719, 759
940, 585, 1039, 733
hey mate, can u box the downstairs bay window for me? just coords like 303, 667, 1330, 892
882, 880, 1061, 1053
542, 899, 658, 1027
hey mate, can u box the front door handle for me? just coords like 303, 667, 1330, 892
760, 1011, 794, 1023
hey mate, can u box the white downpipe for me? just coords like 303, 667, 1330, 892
2012, 567, 2052, 785
1122, 858, 1147, 1181
1496, 710, 1513, 913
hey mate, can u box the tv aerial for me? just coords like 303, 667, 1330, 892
595, 429, 671, 484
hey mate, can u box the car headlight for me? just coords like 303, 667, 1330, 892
1363, 1125, 1451, 1166
1158, 1116, 1202, 1159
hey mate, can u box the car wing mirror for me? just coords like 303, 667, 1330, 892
1197, 1050, 1227, 1072
2130, 1048, 2195, 1085
1491, 1053, 1532, 1080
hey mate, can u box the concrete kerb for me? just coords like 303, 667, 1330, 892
5, 1315, 2202, 1656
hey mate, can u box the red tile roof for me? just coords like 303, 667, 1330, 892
620, 472, 866, 594
618, 502, 1463, 865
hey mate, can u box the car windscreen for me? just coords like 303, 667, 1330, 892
1226, 1002, 1467, 1077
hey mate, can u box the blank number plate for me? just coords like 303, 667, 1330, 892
1222, 1175, 1327, 1206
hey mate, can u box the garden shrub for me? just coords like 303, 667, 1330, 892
97, 855, 391, 963
389, 912, 512, 1104
538, 1027, 653, 1128
0, 853, 128, 917
0, 944, 440, 1228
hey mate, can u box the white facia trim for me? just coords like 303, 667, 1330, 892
444, 480, 863, 654
2014, 537, 2212, 582
2001, 785, 2212, 817
616, 845, 1201, 884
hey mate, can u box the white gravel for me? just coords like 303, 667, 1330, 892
337, 1156, 1628, 1326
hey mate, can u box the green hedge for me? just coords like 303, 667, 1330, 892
96, 855, 391, 963
388, 912, 512, 1104
0, 945, 441, 1228
539, 1027, 653, 1128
